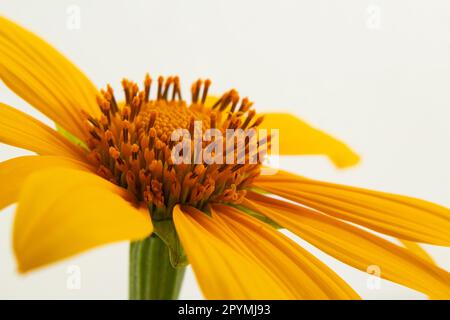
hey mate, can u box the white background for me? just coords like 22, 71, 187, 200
0, 0, 449, 299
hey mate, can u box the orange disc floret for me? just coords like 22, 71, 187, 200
82, 75, 269, 218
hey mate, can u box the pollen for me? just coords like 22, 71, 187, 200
83, 74, 269, 218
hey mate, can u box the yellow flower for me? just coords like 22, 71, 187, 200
1, 16, 450, 299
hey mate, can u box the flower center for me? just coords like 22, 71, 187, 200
82, 75, 268, 217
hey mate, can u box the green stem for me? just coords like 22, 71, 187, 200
129, 234, 186, 300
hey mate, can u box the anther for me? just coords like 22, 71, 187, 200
122, 79, 130, 105
84, 120, 101, 141
106, 84, 119, 114
172, 76, 181, 100
131, 144, 140, 160
146, 111, 157, 133
144, 73, 152, 102
131, 83, 139, 100
201, 79, 211, 104
82, 110, 100, 128
143, 188, 153, 203
228, 92, 240, 119
193, 164, 206, 178
157, 76, 164, 100
210, 113, 216, 129
241, 110, 256, 129
126, 170, 137, 194
220, 90, 236, 111
189, 116, 195, 136
148, 128, 156, 148
122, 106, 130, 121
109, 146, 126, 169
191, 81, 198, 103
122, 120, 130, 144
104, 130, 115, 147
97, 165, 113, 180
95, 94, 103, 107
139, 169, 151, 186
87, 151, 102, 166
250, 115, 264, 128
130, 96, 141, 121
162, 77, 173, 100
211, 96, 223, 110
238, 97, 250, 112
100, 100, 111, 124
191, 79, 202, 103
149, 160, 163, 180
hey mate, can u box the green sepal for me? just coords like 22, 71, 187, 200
152, 219, 189, 268
248, 186, 270, 194
55, 124, 88, 150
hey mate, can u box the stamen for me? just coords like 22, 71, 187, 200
211, 96, 223, 110
107, 84, 119, 114
130, 95, 141, 121
241, 110, 256, 129
201, 79, 211, 104
219, 91, 233, 111
250, 115, 264, 128
105, 130, 115, 147
131, 144, 140, 160
122, 79, 130, 105
172, 76, 181, 101
188, 116, 195, 137
144, 73, 152, 103
148, 127, 156, 148
122, 106, 130, 121
191, 79, 201, 103
146, 111, 157, 133
157, 76, 164, 100
84, 120, 101, 141
210, 113, 216, 129
162, 77, 173, 100
122, 120, 130, 144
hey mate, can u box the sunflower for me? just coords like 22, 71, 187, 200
1, 16, 449, 300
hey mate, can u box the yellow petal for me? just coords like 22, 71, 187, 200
0, 155, 92, 210
14, 168, 152, 273
173, 205, 291, 299
259, 113, 360, 168
255, 171, 450, 245
0, 16, 99, 139
399, 240, 435, 265
211, 204, 360, 299
204, 96, 359, 168
0, 102, 85, 160
398, 240, 437, 299
244, 192, 450, 298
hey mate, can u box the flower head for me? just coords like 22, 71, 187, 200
84, 76, 264, 216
